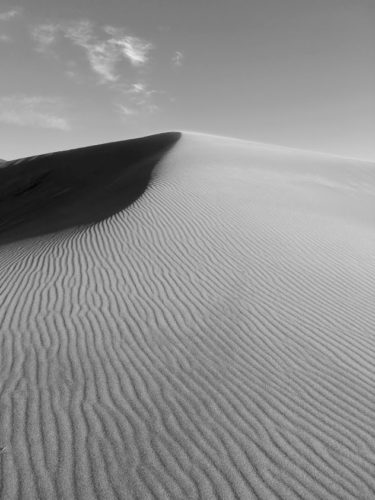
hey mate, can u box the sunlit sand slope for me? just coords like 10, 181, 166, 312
0, 132, 374, 499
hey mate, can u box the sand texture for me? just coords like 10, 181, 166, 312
0, 132, 374, 499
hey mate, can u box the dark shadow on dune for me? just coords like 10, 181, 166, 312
0, 132, 181, 245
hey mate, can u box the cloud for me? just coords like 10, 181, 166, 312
82, 41, 119, 82
172, 51, 183, 67
30, 21, 154, 83
117, 104, 137, 118
63, 19, 93, 46
116, 100, 158, 121
114, 81, 161, 116
104, 26, 153, 66
0, 8, 21, 21
119, 36, 153, 66
29, 19, 161, 116
31, 23, 59, 52
0, 96, 70, 130
68, 24, 154, 81
116, 82, 158, 99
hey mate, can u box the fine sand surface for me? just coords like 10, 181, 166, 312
0, 132, 375, 499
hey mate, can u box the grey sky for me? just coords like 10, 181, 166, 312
0, 0, 374, 159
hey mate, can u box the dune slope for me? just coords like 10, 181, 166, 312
0, 132, 180, 244
0, 132, 375, 499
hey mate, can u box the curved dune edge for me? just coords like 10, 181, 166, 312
0, 132, 375, 499
0, 132, 181, 244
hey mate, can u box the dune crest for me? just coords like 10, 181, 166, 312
0, 132, 181, 244
0, 132, 374, 499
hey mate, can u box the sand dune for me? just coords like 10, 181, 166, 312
0, 132, 375, 499
0, 133, 180, 244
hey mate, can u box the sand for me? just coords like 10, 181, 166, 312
0, 132, 180, 244
0, 132, 374, 499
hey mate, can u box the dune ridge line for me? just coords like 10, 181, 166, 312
0, 132, 181, 244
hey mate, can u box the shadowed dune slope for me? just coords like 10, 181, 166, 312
0, 132, 181, 244
0, 132, 375, 499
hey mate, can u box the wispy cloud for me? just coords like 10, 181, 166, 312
116, 101, 158, 121
31, 23, 59, 52
66, 23, 153, 81
0, 8, 22, 21
116, 82, 159, 99
114, 81, 161, 117
31, 20, 154, 83
172, 51, 184, 67
29, 18, 168, 118
67, 21, 120, 82
0, 96, 70, 130
117, 104, 137, 118
0, 7, 22, 44
103, 26, 153, 66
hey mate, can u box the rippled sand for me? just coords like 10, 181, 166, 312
0, 132, 374, 499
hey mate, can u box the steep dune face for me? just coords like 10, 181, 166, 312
0, 132, 181, 244
0, 132, 375, 499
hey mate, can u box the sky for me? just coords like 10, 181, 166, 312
0, 0, 374, 160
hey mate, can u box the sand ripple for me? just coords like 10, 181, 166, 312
0, 133, 374, 499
